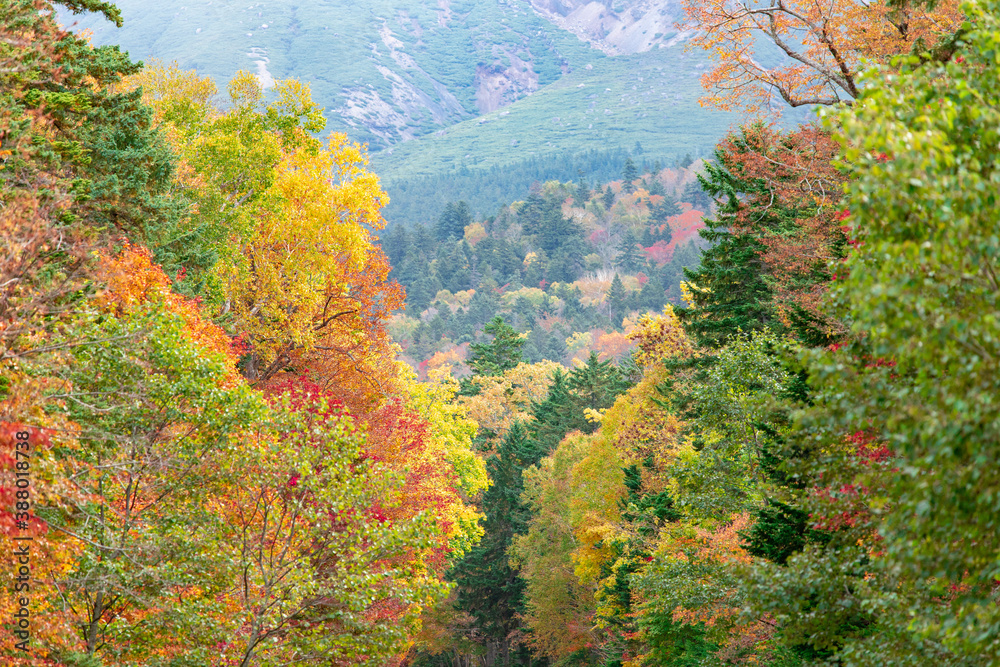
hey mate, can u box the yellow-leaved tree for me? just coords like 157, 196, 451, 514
126, 65, 403, 411
458, 360, 563, 443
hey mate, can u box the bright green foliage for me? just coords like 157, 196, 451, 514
658, 332, 789, 521
467, 316, 525, 377
223, 399, 448, 667
836, 15, 1000, 602
44, 303, 267, 661
743, 6, 1000, 664
771, 8, 1000, 662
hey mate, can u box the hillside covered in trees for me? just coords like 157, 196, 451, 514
3, 0, 1000, 666
384, 160, 709, 372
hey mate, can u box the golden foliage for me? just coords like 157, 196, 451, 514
225, 139, 382, 367
459, 360, 562, 441
512, 433, 599, 660
629, 306, 696, 369
463, 221, 488, 246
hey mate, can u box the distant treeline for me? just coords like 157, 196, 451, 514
378, 146, 700, 226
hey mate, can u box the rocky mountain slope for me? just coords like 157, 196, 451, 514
527, 0, 690, 54
61, 1, 700, 147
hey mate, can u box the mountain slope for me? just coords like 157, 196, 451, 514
374, 43, 738, 223
61, 0, 798, 223
60, 0, 606, 149
373, 43, 732, 180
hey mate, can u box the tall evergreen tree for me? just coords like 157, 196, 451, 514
467, 316, 524, 376
617, 229, 643, 272
526, 370, 583, 462
603, 185, 616, 209
676, 133, 787, 348
638, 274, 667, 311
650, 194, 682, 223
607, 273, 628, 325
622, 157, 639, 193
450, 422, 537, 664
381, 224, 409, 267
413, 224, 437, 255
568, 352, 629, 433
575, 177, 591, 206
435, 200, 472, 241
682, 178, 712, 211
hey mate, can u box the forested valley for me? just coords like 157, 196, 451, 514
2, 0, 999, 666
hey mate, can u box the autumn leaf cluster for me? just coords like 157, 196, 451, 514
0, 4, 484, 665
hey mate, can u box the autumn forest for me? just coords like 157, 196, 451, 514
2, 0, 999, 666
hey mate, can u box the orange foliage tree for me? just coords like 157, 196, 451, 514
682, 0, 963, 111
3, 10, 484, 664
721, 123, 847, 333
0, 246, 268, 664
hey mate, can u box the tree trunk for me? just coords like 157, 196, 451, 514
86, 591, 104, 655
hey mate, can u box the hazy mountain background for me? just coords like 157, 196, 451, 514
61, 0, 786, 221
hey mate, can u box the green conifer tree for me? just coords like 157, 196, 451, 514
650, 194, 682, 223
603, 185, 616, 209
450, 422, 537, 664
607, 273, 628, 326
467, 316, 524, 376
435, 201, 472, 241
575, 177, 591, 206
622, 157, 639, 193
525, 370, 583, 462
617, 229, 644, 272
676, 134, 789, 348
568, 351, 629, 432
638, 274, 666, 311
